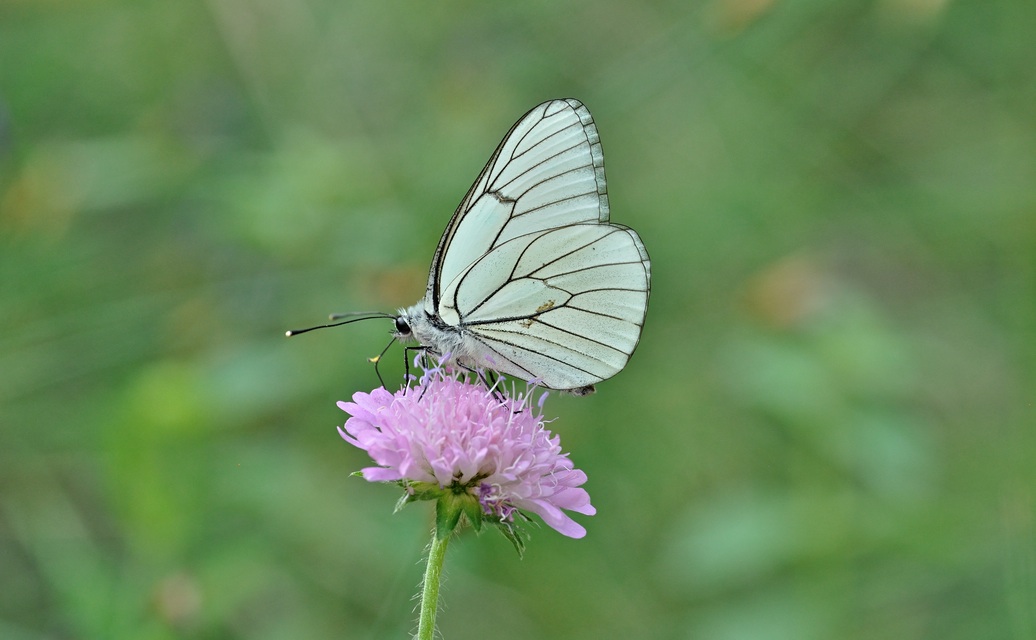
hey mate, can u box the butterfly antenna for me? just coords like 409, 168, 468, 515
328, 311, 393, 321
284, 312, 393, 337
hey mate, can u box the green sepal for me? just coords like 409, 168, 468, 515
393, 491, 415, 513
496, 520, 527, 558
463, 498, 484, 533
390, 481, 447, 513
405, 481, 446, 503
435, 493, 467, 541
494, 510, 533, 558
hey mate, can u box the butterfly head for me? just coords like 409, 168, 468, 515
393, 304, 429, 343
393, 314, 412, 340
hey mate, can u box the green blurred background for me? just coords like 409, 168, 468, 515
2, 1, 1034, 638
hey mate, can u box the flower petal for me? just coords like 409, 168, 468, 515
337, 368, 594, 539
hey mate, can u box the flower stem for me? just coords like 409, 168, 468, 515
417, 529, 450, 640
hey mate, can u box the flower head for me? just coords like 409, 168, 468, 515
337, 366, 595, 540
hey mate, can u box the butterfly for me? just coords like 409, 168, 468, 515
292, 99, 650, 394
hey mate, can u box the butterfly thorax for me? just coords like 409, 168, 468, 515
395, 303, 470, 365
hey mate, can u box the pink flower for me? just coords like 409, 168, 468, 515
337, 367, 595, 539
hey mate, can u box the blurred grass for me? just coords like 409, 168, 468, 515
2, 0, 1034, 638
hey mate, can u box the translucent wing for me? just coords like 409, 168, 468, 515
417, 98, 650, 390
425, 98, 609, 314
445, 223, 650, 390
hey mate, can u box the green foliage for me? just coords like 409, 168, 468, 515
2, 1, 1034, 638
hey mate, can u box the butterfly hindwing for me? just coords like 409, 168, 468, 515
455, 224, 649, 389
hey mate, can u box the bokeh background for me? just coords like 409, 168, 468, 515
2, 1, 1034, 638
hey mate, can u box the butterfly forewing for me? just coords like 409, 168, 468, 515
428, 99, 610, 311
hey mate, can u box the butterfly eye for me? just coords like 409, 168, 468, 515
394, 316, 411, 335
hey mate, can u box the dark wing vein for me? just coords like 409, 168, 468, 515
450, 225, 603, 319
466, 290, 645, 327
489, 315, 627, 355
468, 331, 602, 379
490, 138, 585, 196
511, 191, 593, 219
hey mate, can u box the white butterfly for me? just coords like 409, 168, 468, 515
393, 98, 650, 395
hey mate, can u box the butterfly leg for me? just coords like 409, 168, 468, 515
401, 345, 428, 395
369, 336, 397, 390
